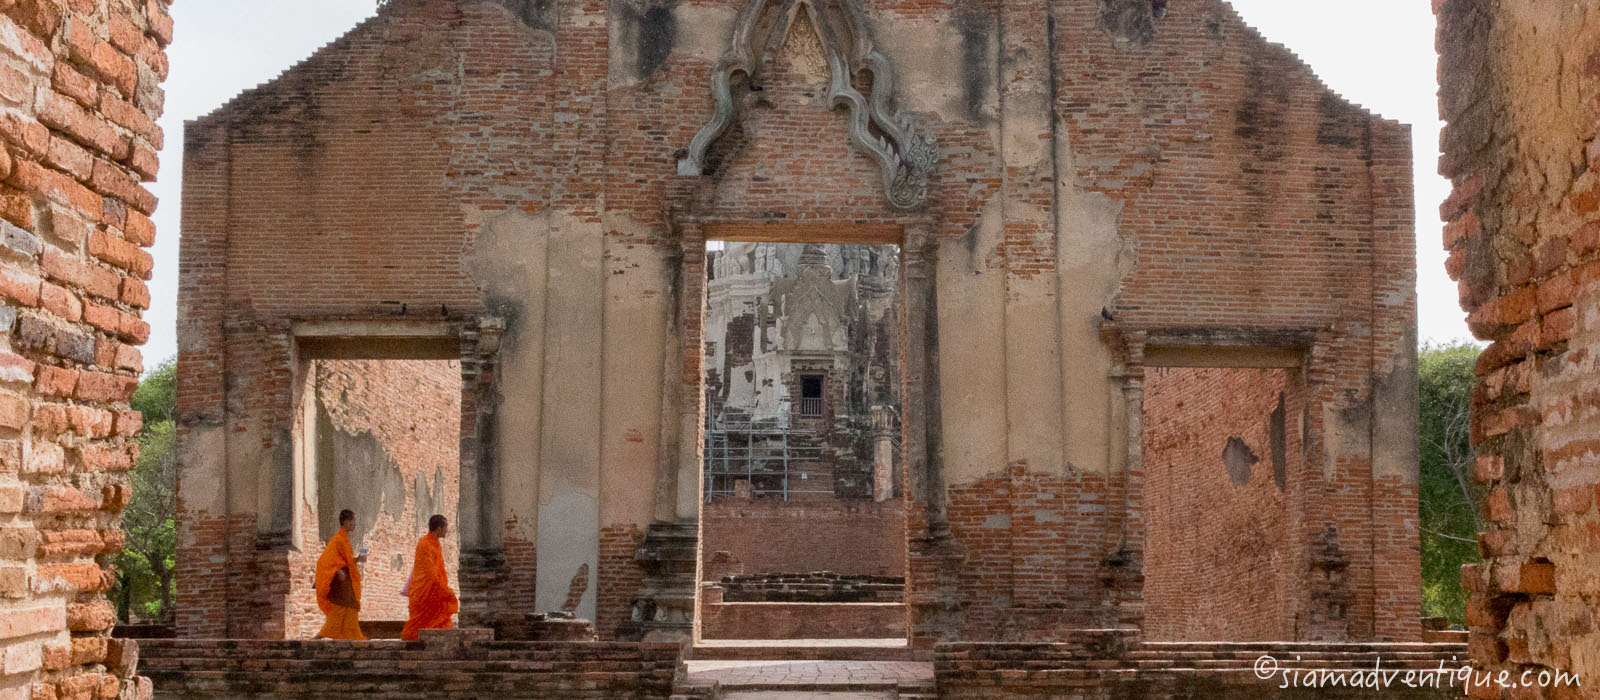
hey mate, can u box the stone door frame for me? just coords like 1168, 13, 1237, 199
663, 216, 944, 644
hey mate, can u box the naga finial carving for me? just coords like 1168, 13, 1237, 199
677, 0, 937, 212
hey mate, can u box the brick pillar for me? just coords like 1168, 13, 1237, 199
902, 227, 963, 647
1110, 335, 1146, 632
457, 321, 508, 626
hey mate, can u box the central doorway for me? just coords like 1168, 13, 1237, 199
697, 238, 909, 642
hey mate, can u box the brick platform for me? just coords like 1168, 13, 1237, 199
133, 633, 1479, 699
137, 636, 679, 699
937, 639, 1473, 699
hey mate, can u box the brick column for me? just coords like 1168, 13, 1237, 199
457, 320, 507, 627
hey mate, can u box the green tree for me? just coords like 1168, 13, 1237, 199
113, 357, 177, 623
1417, 342, 1481, 625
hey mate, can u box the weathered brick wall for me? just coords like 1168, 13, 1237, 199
701, 498, 906, 578
929, 0, 1418, 641
175, 0, 1418, 648
176, 0, 511, 637
0, 0, 170, 697
1142, 367, 1305, 641
1436, 0, 1600, 694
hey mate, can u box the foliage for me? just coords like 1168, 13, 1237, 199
1417, 342, 1482, 626
113, 358, 178, 623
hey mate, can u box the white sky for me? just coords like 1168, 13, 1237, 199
140, 0, 1466, 368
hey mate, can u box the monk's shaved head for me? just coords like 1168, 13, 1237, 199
339, 509, 355, 526
428, 515, 448, 533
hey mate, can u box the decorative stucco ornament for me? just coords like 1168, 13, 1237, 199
678, 0, 938, 212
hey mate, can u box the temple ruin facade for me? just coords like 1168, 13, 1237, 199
172, 0, 1427, 651
168, 0, 1425, 647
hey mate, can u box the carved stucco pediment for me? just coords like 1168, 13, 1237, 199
677, 0, 938, 211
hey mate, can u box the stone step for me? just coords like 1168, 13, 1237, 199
722, 693, 896, 700
680, 659, 936, 693
691, 642, 929, 662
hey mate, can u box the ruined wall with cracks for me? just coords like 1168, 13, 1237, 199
1436, 0, 1600, 694
0, 0, 170, 697
1141, 366, 1306, 641
175, 0, 1419, 647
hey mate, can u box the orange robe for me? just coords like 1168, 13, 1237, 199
402, 532, 458, 640
314, 530, 366, 640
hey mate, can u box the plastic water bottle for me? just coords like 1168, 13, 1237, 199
359, 546, 368, 570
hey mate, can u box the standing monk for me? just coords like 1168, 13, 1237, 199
315, 509, 366, 640
402, 514, 458, 640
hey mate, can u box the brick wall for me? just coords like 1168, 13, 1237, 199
1436, 1, 1600, 695
0, 0, 169, 697
1142, 367, 1305, 641
701, 498, 906, 578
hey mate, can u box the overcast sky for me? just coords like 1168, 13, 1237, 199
140, 0, 1463, 368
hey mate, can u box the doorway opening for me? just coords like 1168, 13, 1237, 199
291, 330, 465, 639
697, 239, 908, 641
1140, 360, 1313, 641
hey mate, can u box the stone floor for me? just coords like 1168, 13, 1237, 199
721, 694, 895, 700
681, 660, 935, 689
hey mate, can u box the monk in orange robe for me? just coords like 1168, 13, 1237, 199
402, 514, 458, 640
315, 509, 367, 640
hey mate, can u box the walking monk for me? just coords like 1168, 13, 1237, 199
315, 509, 366, 640
402, 514, 458, 640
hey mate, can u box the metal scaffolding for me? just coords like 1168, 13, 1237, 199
703, 407, 831, 501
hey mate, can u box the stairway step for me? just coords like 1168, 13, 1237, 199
692, 644, 928, 662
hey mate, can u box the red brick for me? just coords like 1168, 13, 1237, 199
0, 393, 23, 431
117, 311, 147, 344
86, 230, 150, 277
5, 0, 62, 39
111, 342, 139, 373
1485, 487, 1512, 524
44, 135, 93, 182
122, 208, 152, 246
38, 282, 81, 322
75, 444, 129, 472
33, 91, 122, 160
65, 405, 111, 437
81, 300, 117, 334
72, 371, 135, 403
32, 365, 75, 398
0, 353, 35, 387
7, 161, 101, 215
118, 275, 147, 308
0, 188, 30, 229
50, 63, 97, 109
1515, 561, 1557, 595
106, 13, 144, 56
0, 267, 39, 306
112, 409, 139, 436
0, 67, 31, 116
0, 112, 49, 159
64, 599, 115, 633
32, 403, 67, 435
